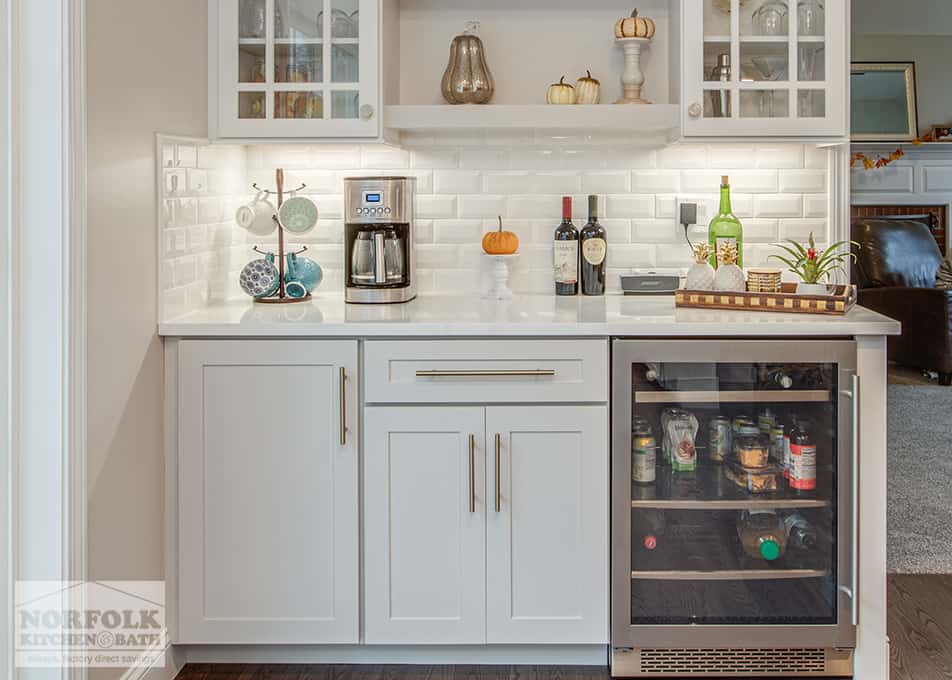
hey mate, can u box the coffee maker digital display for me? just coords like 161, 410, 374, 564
344, 177, 417, 304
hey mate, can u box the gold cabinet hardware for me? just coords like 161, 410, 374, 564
468, 434, 476, 513
494, 433, 502, 513
339, 367, 347, 446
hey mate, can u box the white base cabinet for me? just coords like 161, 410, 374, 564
364, 405, 608, 645
176, 340, 359, 644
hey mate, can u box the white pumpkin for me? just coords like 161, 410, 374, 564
575, 70, 601, 105
546, 76, 577, 105
614, 8, 656, 39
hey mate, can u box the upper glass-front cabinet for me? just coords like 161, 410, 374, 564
682, 0, 847, 138
212, 0, 379, 139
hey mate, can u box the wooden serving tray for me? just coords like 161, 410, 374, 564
675, 283, 858, 316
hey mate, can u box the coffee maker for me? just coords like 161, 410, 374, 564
344, 177, 416, 304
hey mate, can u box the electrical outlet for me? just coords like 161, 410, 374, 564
464, 19, 481, 35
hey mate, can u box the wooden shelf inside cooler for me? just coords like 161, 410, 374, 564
630, 466, 834, 510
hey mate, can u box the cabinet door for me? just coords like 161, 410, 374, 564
213, 0, 379, 138
364, 406, 487, 644
682, 0, 847, 138
485, 406, 609, 643
177, 340, 358, 643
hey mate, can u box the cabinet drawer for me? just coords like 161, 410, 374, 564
364, 340, 608, 404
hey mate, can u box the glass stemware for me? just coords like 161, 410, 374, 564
751, 55, 788, 117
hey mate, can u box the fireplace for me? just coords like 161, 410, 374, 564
850, 204, 947, 255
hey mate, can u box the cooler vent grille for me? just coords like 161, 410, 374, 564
639, 648, 826, 674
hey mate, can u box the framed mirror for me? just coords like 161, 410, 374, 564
851, 62, 918, 141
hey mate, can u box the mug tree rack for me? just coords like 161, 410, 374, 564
253, 167, 311, 304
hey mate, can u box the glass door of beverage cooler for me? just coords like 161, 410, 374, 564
611, 340, 857, 650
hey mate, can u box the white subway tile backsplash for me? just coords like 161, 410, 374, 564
742, 219, 781, 243
731, 171, 780, 194
459, 195, 507, 218
780, 219, 828, 242
161, 139, 832, 319
631, 220, 684, 244
411, 148, 459, 169
434, 170, 484, 194
581, 172, 629, 194
681, 171, 725, 193
361, 146, 410, 169
602, 219, 632, 244
607, 195, 655, 219
756, 146, 805, 169
804, 145, 829, 170
709, 146, 757, 169
510, 148, 561, 170
803, 195, 828, 218
508, 195, 562, 219
608, 244, 656, 269
529, 172, 581, 194
659, 145, 708, 169
632, 170, 680, 194
753, 195, 803, 218
434, 219, 485, 243
459, 148, 510, 170
416, 195, 457, 219
780, 170, 827, 193
484, 172, 532, 195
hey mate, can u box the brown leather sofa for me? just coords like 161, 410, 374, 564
852, 218, 952, 385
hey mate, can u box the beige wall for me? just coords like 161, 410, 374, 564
852, 1, 952, 133
86, 0, 206, 675
852, 35, 952, 133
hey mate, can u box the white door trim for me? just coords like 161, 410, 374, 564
2, 0, 86, 679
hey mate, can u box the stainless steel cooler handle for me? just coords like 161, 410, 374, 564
850, 373, 860, 626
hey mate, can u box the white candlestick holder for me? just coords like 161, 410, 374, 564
615, 37, 652, 104
482, 254, 519, 301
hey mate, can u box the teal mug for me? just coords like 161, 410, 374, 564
285, 253, 323, 298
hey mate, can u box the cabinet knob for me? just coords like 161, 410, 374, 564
359, 104, 375, 120
688, 102, 703, 119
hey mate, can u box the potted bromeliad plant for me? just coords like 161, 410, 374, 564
769, 232, 858, 295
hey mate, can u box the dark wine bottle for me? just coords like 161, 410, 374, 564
553, 196, 579, 296
580, 195, 606, 295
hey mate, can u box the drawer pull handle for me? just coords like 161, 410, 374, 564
339, 367, 347, 446
494, 433, 502, 513
468, 434, 476, 514
415, 369, 557, 378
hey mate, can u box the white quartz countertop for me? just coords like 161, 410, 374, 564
158, 294, 901, 338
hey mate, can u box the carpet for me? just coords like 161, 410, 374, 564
888, 385, 952, 573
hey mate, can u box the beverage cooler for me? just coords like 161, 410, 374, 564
611, 340, 858, 678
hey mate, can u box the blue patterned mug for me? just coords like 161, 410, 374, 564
239, 253, 280, 299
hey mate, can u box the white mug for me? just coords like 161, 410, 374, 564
235, 191, 277, 237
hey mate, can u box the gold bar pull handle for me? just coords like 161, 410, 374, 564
339, 367, 347, 446
468, 434, 476, 513
494, 433, 502, 513
416, 369, 557, 378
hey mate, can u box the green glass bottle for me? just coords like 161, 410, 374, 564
708, 175, 743, 268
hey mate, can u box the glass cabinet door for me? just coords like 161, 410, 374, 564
685, 0, 845, 137
612, 340, 857, 650
219, 0, 378, 138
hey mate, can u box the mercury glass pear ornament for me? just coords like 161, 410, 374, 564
441, 29, 495, 105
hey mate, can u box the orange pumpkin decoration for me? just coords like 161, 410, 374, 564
482, 216, 519, 255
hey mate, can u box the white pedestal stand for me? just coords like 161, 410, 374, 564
482, 254, 518, 301
615, 37, 652, 104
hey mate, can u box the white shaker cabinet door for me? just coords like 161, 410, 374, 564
485, 405, 609, 644
364, 407, 487, 644
177, 340, 358, 643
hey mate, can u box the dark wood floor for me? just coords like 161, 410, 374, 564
174, 575, 952, 680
